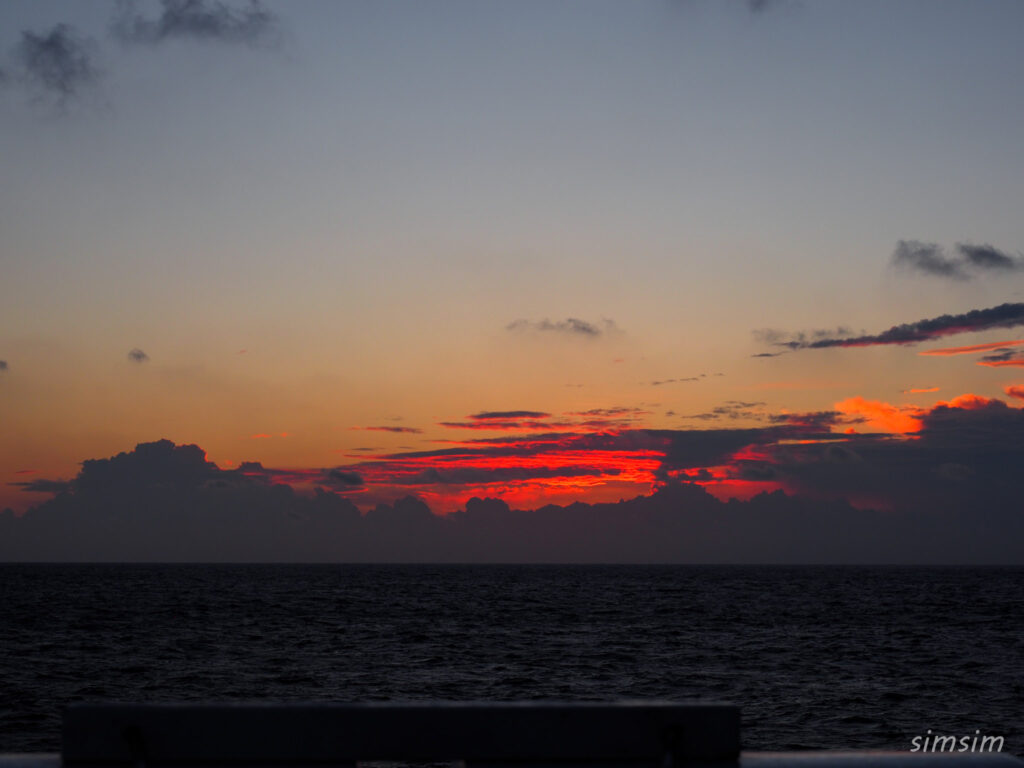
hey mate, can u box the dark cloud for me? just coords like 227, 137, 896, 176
892, 240, 968, 280
127, 347, 149, 363
755, 326, 856, 349
13, 24, 99, 104
650, 377, 700, 386
957, 243, 1024, 272
977, 350, 1024, 368
506, 317, 618, 337
470, 411, 550, 420
769, 303, 1024, 351
762, 399, 1024, 519
685, 401, 768, 422
0, 360, 7, 371
112, 0, 280, 45
324, 469, 364, 489
10, 478, 73, 494
978, 349, 1016, 363
568, 407, 649, 418
891, 240, 1024, 280
752, 351, 786, 358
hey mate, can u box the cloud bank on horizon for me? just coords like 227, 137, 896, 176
6, 386, 1024, 562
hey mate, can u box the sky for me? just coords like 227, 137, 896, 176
2, 0, 1024, 561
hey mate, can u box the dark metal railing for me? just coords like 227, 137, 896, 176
0, 703, 1018, 768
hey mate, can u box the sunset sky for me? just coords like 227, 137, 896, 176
3, 1, 1024, 553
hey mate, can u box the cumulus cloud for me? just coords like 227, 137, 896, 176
506, 317, 618, 337
766, 303, 1024, 351
127, 348, 149, 363
1005, 385, 1024, 402
891, 240, 1024, 280
112, 0, 280, 45
13, 24, 100, 104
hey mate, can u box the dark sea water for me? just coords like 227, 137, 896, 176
1, 565, 1022, 755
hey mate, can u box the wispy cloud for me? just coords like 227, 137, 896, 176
765, 303, 1024, 351
352, 426, 424, 434
892, 240, 1024, 280
919, 339, 1024, 356
127, 348, 149, 363
506, 317, 619, 337
438, 407, 647, 433
977, 351, 1024, 368
650, 375, 702, 386
112, 0, 280, 45
684, 400, 768, 422
13, 24, 100, 105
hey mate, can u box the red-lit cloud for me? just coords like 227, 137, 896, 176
901, 387, 940, 394
1005, 385, 1024, 402
918, 339, 1024, 356
977, 355, 1024, 368
835, 397, 923, 434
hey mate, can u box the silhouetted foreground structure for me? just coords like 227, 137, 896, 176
1, 703, 1019, 768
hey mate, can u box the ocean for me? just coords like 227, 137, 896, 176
1, 564, 1021, 754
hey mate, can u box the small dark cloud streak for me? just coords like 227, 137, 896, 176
128, 348, 149, 363
356, 426, 423, 434
506, 317, 618, 337
767, 303, 1024, 351
470, 411, 550, 420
